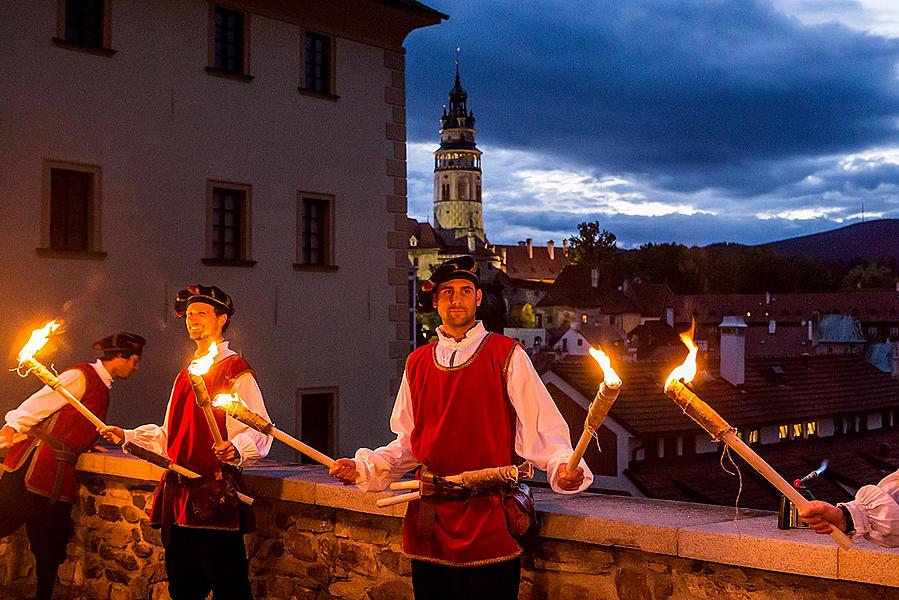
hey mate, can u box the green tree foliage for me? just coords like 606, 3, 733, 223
520, 303, 537, 329
841, 262, 896, 289
568, 221, 619, 265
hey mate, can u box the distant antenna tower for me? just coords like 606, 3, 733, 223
861, 203, 865, 222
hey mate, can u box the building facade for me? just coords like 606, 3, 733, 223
0, 0, 444, 459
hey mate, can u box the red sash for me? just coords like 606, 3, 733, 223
403, 333, 521, 565
2, 364, 109, 503
149, 354, 253, 529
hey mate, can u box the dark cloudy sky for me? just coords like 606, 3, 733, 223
402, 0, 899, 248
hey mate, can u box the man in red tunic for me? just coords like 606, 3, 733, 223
0, 332, 145, 600
103, 284, 272, 600
331, 257, 592, 599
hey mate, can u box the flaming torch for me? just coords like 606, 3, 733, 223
188, 342, 224, 446
566, 347, 622, 474
13, 322, 203, 479
663, 324, 853, 550
15, 321, 114, 439
212, 393, 335, 468
377, 462, 535, 508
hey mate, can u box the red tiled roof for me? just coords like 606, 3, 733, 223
494, 244, 570, 282
625, 281, 674, 318
671, 290, 899, 326
408, 218, 444, 250
537, 264, 637, 312
548, 353, 899, 435
626, 427, 899, 510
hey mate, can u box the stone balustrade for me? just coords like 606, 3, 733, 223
2, 451, 899, 599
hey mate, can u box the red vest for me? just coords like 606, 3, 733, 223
150, 354, 253, 529
403, 333, 521, 566
2, 364, 109, 503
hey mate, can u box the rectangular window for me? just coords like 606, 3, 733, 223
205, 181, 252, 265
580, 313, 588, 324
64, 0, 104, 48
890, 327, 898, 338
867, 326, 878, 338
303, 31, 332, 94
806, 421, 817, 437
40, 161, 104, 258
778, 425, 789, 440
207, 6, 252, 79
50, 168, 92, 251
296, 194, 334, 268
296, 388, 336, 464
792, 423, 803, 439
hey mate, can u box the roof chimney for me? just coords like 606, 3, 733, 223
562, 239, 570, 256
719, 316, 747, 387
765, 291, 771, 305
527, 238, 533, 259
547, 240, 555, 260
591, 267, 600, 288
501, 247, 507, 265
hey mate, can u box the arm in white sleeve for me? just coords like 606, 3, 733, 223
4, 369, 85, 432
352, 373, 421, 492
123, 389, 172, 457
507, 346, 593, 494
225, 372, 273, 464
841, 470, 899, 547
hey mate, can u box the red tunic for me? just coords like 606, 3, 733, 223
403, 333, 521, 566
2, 364, 109, 503
149, 354, 253, 529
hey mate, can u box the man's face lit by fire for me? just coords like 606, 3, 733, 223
185, 302, 227, 343
433, 278, 481, 336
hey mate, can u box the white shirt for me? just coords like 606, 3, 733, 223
5, 360, 113, 432
124, 341, 272, 465
353, 322, 593, 494
842, 470, 899, 547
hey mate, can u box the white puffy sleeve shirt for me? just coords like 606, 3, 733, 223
124, 341, 273, 465
842, 470, 899, 547
353, 322, 593, 494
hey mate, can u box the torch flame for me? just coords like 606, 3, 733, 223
664, 320, 698, 390
588, 347, 621, 386
188, 341, 218, 376
17, 321, 62, 364
212, 392, 240, 409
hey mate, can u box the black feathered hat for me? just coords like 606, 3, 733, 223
93, 332, 146, 356
416, 256, 480, 313
174, 284, 234, 317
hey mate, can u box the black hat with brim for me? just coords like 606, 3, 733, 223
416, 256, 480, 313
93, 332, 146, 356
174, 284, 234, 317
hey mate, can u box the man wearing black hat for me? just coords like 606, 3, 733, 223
0, 331, 145, 600
330, 256, 593, 599
103, 284, 271, 600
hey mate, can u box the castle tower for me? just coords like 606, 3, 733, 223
433, 62, 485, 247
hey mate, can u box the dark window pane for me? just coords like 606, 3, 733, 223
65, 0, 104, 48
214, 6, 243, 73
304, 33, 330, 93
211, 187, 244, 260
301, 198, 328, 265
300, 392, 333, 464
50, 169, 92, 251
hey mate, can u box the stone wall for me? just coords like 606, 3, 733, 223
2, 454, 899, 599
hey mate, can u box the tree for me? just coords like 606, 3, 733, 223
568, 221, 618, 265
841, 262, 895, 289
520, 303, 537, 329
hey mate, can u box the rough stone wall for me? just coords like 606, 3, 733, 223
2, 473, 898, 599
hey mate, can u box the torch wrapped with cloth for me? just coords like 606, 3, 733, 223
213, 393, 336, 468
566, 347, 621, 474
188, 342, 226, 446
10, 321, 203, 482
663, 323, 853, 550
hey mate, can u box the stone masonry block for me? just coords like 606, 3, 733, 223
384, 50, 405, 72
384, 87, 405, 107
386, 158, 407, 178
386, 194, 407, 214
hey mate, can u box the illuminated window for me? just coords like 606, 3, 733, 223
747, 429, 759, 444
806, 421, 817, 437
778, 425, 789, 440
792, 423, 803, 438
581, 314, 588, 324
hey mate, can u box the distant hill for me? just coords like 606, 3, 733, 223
762, 219, 899, 264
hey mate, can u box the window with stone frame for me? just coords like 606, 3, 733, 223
61, 0, 106, 48
296, 193, 335, 268
303, 31, 333, 95
209, 5, 250, 77
204, 181, 253, 265
49, 168, 92, 251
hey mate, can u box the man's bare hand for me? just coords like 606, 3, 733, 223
0, 425, 26, 449
214, 441, 240, 462
556, 463, 584, 491
329, 458, 359, 485
799, 500, 847, 535
99, 425, 125, 445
